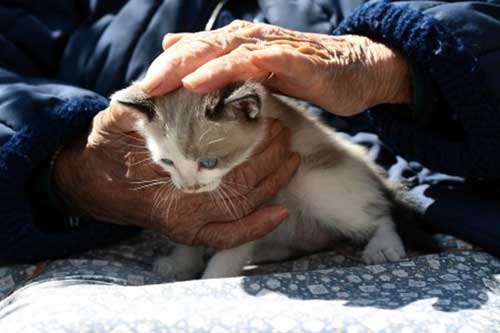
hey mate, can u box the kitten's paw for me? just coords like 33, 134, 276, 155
201, 269, 237, 280
153, 257, 201, 281
153, 257, 177, 278
201, 261, 242, 279
361, 222, 406, 264
201, 270, 219, 280
174, 268, 202, 281
200, 261, 246, 279
362, 239, 406, 264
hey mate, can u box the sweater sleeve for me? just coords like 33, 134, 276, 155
0, 69, 140, 263
0, 3, 141, 262
335, 0, 500, 179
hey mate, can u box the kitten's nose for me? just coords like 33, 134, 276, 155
183, 184, 201, 193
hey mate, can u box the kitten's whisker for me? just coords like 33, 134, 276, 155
129, 177, 169, 185
116, 146, 150, 154
208, 191, 214, 206
129, 157, 153, 166
215, 188, 234, 220
117, 144, 146, 150
127, 151, 151, 155
220, 183, 253, 212
132, 181, 167, 191
209, 190, 223, 215
125, 143, 149, 149
149, 188, 159, 223
221, 183, 254, 210
151, 178, 178, 222
166, 186, 178, 218
222, 180, 252, 190
172, 195, 179, 220
221, 183, 250, 201
121, 133, 146, 143
198, 127, 212, 143
173, 188, 180, 214
218, 185, 240, 220
165, 188, 177, 220
150, 184, 168, 223
154, 184, 173, 220
220, 183, 253, 215
206, 137, 225, 146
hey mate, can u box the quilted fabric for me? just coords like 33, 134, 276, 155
0, 231, 499, 332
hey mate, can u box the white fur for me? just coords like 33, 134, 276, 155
362, 221, 406, 264
202, 242, 256, 279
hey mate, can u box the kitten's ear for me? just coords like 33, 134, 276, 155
110, 83, 155, 121
222, 83, 263, 120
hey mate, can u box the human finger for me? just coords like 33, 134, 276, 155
227, 126, 292, 195
162, 32, 192, 50
244, 152, 300, 208
142, 24, 256, 95
181, 45, 268, 93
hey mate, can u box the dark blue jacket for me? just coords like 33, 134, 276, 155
1, 0, 499, 262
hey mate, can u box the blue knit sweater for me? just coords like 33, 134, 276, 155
1, 0, 499, 261
336, 1, 500, 178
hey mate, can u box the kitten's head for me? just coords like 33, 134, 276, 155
111, 82, 267, 193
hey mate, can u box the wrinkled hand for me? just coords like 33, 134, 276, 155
142, 20, 411, 116
53, 104, 300, 249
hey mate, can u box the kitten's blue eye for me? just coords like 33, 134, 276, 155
199, 158, 218, 169
161, 158, 174, 166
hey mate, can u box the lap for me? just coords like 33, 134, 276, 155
0, 231, 499, 333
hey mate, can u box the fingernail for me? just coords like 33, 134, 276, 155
270, 119, 282, 137
181, 77, 195, 90
275, 205, 289, 219
140, 67, 164, 94
183, 68, 214, 93
182, 71, 203, 87
140, 80, 159, 95
283, 127, 292, 140
286, 153, 301, 169
141, 56, 176, 95
182, 77, 205, 93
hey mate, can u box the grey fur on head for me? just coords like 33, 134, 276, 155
111, 81, 265, 123
110, 82, 268, 191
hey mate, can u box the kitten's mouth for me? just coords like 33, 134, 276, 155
182, 188, 201, 194
181, 182, 219, 194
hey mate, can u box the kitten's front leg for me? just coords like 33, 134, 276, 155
202, 242, 256, 279
362, 220, 406, 264
154, 245, 205, 281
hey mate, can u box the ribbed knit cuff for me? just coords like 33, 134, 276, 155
0, 97, 138, 263
334, 0, 498, 177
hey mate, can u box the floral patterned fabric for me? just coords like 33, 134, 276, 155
0, 231, 499, 333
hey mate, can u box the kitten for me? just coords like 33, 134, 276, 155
111, 82, 435, 280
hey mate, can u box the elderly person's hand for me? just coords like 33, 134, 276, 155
142, 20, 412, 116
53, 103, 300, 249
